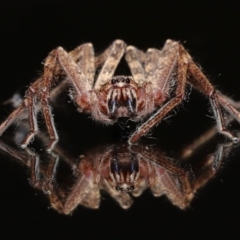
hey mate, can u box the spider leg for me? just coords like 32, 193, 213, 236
23, 44, 95, 151
144, 48, 162, 82
179, 98, 240, 159
26, 148, 42, 189
150, 40, 181, 95
0, 43, 95, 149
94, 40, 126, 90
185, 46, 239, 142
209, 95, 235, 140
21, 82, 41, 148
0, 77, 66, 149
129, 40, 187, 144
69, 43, 95, 87
125, 46, 160, 113
35, 151, 66, 213
48, 43, 96, 92
0, 102, 27, 137
125, 45, 146, 85
129, 40, 240, 144
19, 49, 59, 151
94, 44, 112, 67
39, 45, 96, 151
44, 43, 96, 103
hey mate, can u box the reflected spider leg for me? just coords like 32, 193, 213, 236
128, 40, 240, 144
31, 150, 65, 212
129, 144, 193, 207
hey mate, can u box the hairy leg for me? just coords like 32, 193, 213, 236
129, 40, 187, 144
125, 45, 146, 86
0, 43, 96, 148
94, 39, 126, 90
144, 48, 162, 82
129, 40, 240, 144
184, 45, 239, 142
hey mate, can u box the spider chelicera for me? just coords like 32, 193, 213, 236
0, 39, 240, 150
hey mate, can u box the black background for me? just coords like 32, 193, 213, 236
1, 1, 240, 239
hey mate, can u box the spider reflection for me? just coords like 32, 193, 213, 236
0, 136, 234, 214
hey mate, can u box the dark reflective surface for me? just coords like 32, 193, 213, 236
1, 1, 240, 239
0, 124, 238, 214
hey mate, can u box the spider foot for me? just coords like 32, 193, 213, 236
231, 137, 238, 144
128, 134, 140, 145
220, 130, 239, 144
128, 140, 139, 146
46, 139, 58, 153
21, 132, 36, 149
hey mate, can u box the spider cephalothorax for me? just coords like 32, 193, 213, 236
0, 39, 240, 151
86, 75, 157, 122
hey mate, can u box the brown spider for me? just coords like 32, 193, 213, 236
1, 39, 240, 150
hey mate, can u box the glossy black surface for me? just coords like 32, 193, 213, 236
1, 1, 240, 239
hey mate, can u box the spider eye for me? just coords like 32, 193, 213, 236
125, 77, 130, 83
111, 78, 116, 84
129, 185, 134, 191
